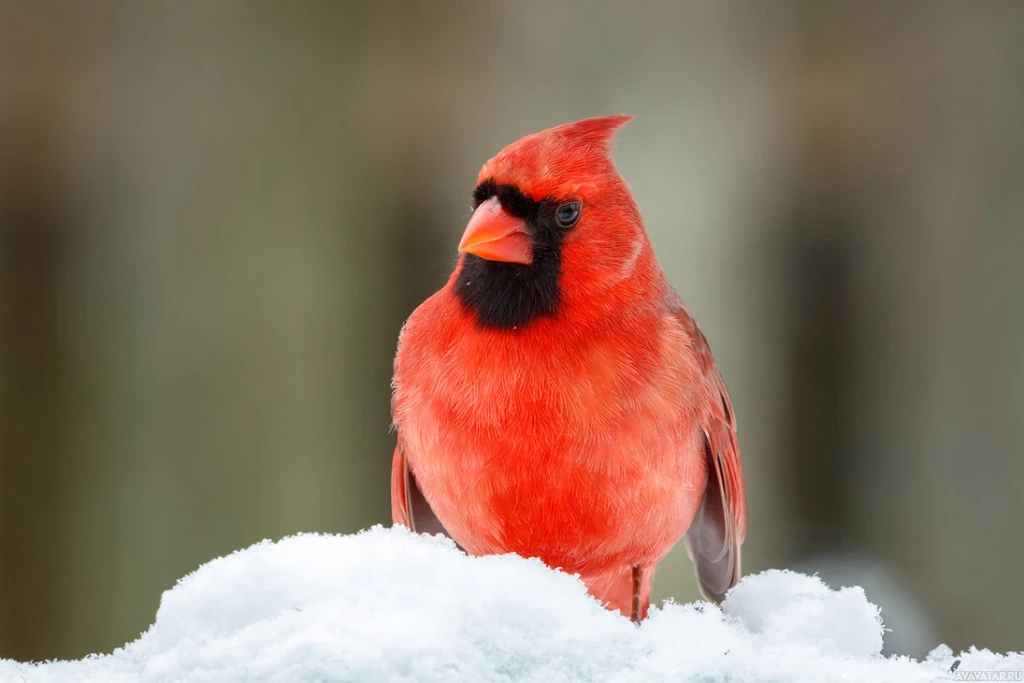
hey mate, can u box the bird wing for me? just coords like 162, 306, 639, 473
391, 440, 452, 538
672, 304, 747, 603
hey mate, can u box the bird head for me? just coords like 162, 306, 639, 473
454, 115, 656, 330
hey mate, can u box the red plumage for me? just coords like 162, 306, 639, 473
391, 116, 746, 620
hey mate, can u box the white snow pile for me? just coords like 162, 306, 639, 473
1, 526, 1020, 683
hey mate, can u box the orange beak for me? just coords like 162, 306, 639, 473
458, 196, 533, 265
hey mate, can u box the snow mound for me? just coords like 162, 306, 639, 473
1, 526, 1020, 682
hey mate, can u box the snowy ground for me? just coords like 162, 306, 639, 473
1, 526, 1020, 682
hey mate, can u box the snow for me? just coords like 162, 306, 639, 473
1, 526, 1020, 683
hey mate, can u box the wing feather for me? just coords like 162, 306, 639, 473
391, 441, 452, 538
673, 305, 747, 602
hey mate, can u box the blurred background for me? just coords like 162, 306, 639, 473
2, 0, 1022, 663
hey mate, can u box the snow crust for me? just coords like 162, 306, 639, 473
1, 526, 1020, 682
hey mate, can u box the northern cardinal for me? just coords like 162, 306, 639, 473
391, 115, 745, 621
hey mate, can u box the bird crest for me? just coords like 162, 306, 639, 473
478, 115, 633, 201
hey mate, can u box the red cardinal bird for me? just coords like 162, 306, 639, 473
391, 115, 745, 621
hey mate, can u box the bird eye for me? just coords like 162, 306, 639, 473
555, 201, 581, 229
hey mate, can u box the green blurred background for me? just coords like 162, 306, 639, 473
2, 0, 1022, 663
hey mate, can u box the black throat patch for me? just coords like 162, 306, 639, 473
454, 181, 566, 329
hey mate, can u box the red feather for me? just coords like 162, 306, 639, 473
391, 116, 746, 619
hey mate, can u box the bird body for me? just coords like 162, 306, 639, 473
391, 116, 745, 620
